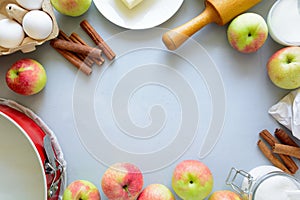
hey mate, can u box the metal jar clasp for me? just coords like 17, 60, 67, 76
226, 167, 254, 198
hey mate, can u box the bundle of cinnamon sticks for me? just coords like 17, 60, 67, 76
50, 20, 115, 75
258, 128, 300, 174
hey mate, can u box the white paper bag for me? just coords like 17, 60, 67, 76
269, 88, 300, 140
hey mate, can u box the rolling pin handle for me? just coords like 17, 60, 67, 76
162, 4, 218, 50
162, 30, 190, 51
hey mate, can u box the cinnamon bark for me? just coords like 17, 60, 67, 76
275, 128, 299, 147
50, 44, 92, 75
260, 129, 277, 146
56, 50, 92, 75
273, 143, 300, 159
80, 20, 116, 60
58, 30, 69, 41
259, 129, 298, 174
51, 39, 102, 59
257, 140, 291, 174
58, 31, 94, 67
69, 32, 104, 66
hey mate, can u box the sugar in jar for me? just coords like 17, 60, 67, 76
226, 166, 300, 200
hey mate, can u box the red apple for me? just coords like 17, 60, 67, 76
101, 162, 144, 200
267, 46, 300, 89
6, 58, 47, 95
172, 160, 213, 200
62, 180, 101, 200
209, 190, 242, 200
137, 184, 175, 200
227, 12, 268, 53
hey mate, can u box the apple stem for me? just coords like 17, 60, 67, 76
286, 56, 293, 64
123, 185, 132, 197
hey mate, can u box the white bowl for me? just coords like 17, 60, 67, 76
267, 0, 300, 46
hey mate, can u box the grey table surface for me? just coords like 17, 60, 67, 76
1, 0, 298, 199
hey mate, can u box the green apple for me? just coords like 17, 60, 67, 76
227, 12, 268, 53
51, 0, 92, 17
209, 190, 242, 200
172, 160, 213, 200
137, 184, 175, 200
6, 58, 47, 96
62, 180, 101, 200
267, 46, 300, 89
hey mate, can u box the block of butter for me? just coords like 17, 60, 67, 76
121, 0, 144, 9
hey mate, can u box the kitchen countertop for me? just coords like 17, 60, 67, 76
1, 0, 299, 199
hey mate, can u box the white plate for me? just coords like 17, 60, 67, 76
93, 0, 184, 29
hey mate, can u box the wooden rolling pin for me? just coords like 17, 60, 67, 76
162, 0, 262, 50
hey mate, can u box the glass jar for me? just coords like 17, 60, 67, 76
226, 167, 300, 200
267, 0, 300, 46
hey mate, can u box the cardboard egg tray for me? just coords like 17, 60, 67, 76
0, 0, 58, 56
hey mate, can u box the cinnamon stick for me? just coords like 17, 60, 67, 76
58, 31, 85, 60
58, 31, 94, 67
259, 129, 298, 174
51, 39, 102, 59
58, 30, 70, 41
275, 128, 299, 147
257, 140, 291, 174
273, 143, 300, 159
80, 20, 116, 60
50, 44, 92, 75
260, 129, 277, 146
69, 33, 104, 66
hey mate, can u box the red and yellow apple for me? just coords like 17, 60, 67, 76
137, 184, 175, 200
62, 180, 101, 200
6, 58, 47, 96
101, 162, 144, 200
267, 46, 300, 89
227, 12, 268, 53
208, 190, 242, 200
51, 0, 92, 17
172, 160, 213, 200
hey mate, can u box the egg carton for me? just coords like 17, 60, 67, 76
0, 0, 58, 56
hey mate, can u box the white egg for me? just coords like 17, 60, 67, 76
22, 10, 53, 40
0, 19, 24, 48
16, 0, 43, 10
